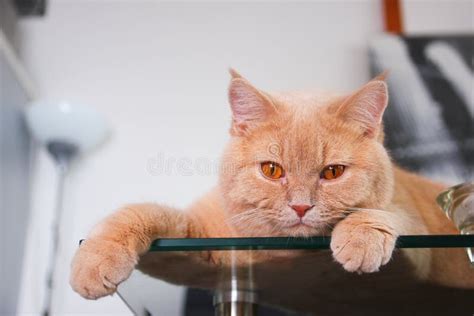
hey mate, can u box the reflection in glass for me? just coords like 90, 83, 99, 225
437, 182, 474, 265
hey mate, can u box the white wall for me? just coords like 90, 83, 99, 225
404, 0, 474, 34
16, 1, 473, 315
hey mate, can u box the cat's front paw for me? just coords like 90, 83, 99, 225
70, 239, 137, 299
330, 216, 397, 273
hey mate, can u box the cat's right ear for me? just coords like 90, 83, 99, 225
228, 70, 276, 136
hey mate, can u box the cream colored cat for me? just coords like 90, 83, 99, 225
70, 70, 473, 314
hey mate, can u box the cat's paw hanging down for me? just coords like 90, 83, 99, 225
70, 203, 189, 299
330, 210, 398, 273
70, 239, 137, 299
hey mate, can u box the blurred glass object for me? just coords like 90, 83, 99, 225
437, 182, 474, 265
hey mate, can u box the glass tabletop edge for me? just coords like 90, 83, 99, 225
148, 235, 474, 251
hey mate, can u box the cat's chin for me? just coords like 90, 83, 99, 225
234, 224, 324, 238
285, 226, 322, 237
233, 220, 329, 237
277, 222, 329, 237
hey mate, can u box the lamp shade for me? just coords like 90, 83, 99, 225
24, 101, 109, 153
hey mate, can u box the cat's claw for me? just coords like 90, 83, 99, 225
70, 239, 137, 299
330, 218, 396, 273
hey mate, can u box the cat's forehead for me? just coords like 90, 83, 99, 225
241, 89, 358, 164
253, 90, 356, 163
270, 89, 342, 109
269, 90, 345, 135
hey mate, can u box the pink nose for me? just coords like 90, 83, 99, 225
290, 204, 313, 218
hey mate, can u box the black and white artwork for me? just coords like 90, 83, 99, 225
370, 35, 474, 184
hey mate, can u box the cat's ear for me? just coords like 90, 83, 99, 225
336, 80, 388, 137
371, 70, 389, 82
229, 68, 243, 79
228, 69, 276, 135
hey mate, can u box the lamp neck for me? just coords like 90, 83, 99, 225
46, 141, 79, 173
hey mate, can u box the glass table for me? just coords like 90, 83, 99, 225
116, 235, 474, 316
115, 183, 474, 315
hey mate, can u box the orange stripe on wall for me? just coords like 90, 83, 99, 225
383, 0, 404, 34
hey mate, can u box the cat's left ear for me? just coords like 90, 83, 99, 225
336, 79, 388, 138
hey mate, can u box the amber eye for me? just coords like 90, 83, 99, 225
321, 165, 345, 180
260, 161, 284, 180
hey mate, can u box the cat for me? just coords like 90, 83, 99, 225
70, 69, 473, 314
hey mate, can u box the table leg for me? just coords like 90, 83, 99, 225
213, 289, 258, 316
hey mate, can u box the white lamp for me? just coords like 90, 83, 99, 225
24, 101, 109, 316
25, 101, 109, 166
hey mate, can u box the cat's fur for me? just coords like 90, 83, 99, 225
70, 70, 473, 314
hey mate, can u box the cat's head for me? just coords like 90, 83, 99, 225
219, 69, 393, 237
